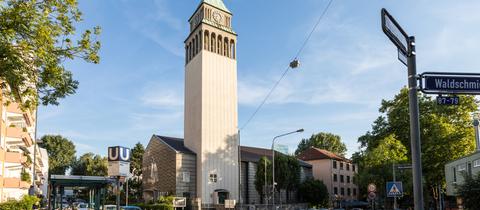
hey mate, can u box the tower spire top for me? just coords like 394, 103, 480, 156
202, 0, 231, 13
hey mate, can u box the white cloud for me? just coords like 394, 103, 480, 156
141, 89, 183, 107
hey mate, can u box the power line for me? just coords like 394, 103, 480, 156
239, 0, 334, 131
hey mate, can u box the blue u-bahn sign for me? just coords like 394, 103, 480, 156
108, 146, 131, 162
421, 72, 480, 95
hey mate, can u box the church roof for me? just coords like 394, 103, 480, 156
202, 0, 231, 13
154, 135, 195, 154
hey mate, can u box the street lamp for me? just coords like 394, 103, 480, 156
271, 128, 304, 208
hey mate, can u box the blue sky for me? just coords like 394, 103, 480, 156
38, 0, 480, 158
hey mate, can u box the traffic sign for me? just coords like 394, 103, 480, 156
436, 96, 459, 105
368, 192, 376, 200
382, 8, 409, 55
368, 183, 377, 192
387, 182, 403, 197
421, 72, 480, 95
396, 164, 412, 170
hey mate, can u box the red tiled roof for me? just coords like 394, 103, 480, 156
296, 147, 350, 162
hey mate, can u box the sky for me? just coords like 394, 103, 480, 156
38, 0, 480, 158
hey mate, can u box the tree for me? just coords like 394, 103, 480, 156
130, 142, 145, 176
295, 132, 347, 156
0, 0, 101, 110
298, 179, 329, 208
71, 152, 107, 176
355, 88, 478, 206
40, 135, 76, 175
254, 156, 272, 204
457, 173, 480, 210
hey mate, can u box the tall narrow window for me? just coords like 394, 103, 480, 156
204, 31, 209, 51
333, 160, 337, 169
194, 35, 198, 55
333, 174, 338, 182
453, 167, 457, 182
198, 31, 202, 52
230, 40, 235, 59
217, 35, 222, 55
211, 33, 216, 53
224, 38, 229, 57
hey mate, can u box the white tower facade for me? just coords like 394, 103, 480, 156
184, 0, 239, 206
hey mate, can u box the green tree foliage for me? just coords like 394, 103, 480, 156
354, 88, 478, 204
40, 135, 76, 175
295, 132, 347, 156
254, 156, 272, 203
298, 179, 329, 208
0, 195, 40, 210
131, 142, 145, 176
457, 173, 480, 210
71, 152, 108, 176
0, 0, 101, 110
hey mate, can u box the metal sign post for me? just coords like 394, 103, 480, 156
381, 8, 424, 210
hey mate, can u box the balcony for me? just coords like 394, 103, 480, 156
6, 103, 34, 126
3, 177, 30, 189
4, 151, 27, 164
6, 126, 33, 147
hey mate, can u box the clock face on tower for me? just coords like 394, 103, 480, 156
213, 11, 222, 23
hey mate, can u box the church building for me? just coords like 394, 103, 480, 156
142, 0, 312, 208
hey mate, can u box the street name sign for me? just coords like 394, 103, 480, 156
436, 96, 459, 105
387, 181, 403, 197
382, 8, 409, 55
421, 72, 480, 95
396, 164, 412, 170
398, 49, 407, 66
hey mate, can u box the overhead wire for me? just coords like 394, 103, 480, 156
239, 0, 334, 131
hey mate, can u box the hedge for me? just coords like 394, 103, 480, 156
0, 195, 40, 210
135, 203, 174, 210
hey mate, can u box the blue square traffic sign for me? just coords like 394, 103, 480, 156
386, 181, 403, 197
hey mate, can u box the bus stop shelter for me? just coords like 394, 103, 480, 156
48, 175, 117, 210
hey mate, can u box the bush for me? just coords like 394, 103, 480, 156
0, 195, 40, 210
135, 203, 174, 210
298, 178, 329, 208
21, 170, 31, 182
457, 173, 480, 210
157, 195, 174, 204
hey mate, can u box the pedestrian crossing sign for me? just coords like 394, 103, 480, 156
386, 181, 403, 197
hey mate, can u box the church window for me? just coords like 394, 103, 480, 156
209, 174, 218, 183
198, 31, 202, 52
185, 46, 189, 63
194, 35, 198, 55
188, 42, 192, 61
230, 40, 235, 59
217, 35, 222, 55
224, 37, 229, 57
204, 31, 210, 51
211, 33, 216, 53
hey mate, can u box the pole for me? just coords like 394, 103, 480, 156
126, 177, 129, 206
407, 36, 424, 210
264, 156, 268, 206
272, 140, 276, 210
116, 177, 121, 210
393, 163, 397, 210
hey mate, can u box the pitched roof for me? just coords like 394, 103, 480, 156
151, 135, 311, 168
297, 147, 350, 162
202, 0, 231, 13
240, 146, 312, 168
154, 135, 195, 155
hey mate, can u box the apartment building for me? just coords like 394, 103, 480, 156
0, 90, 47, 201
297, 147, 358, 202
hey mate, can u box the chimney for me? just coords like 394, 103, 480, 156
474, 117, 480, 152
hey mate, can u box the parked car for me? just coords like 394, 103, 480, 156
76, 203, 89, 210
104, 205, 117, 210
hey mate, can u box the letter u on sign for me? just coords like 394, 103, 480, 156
108, 146, 131, 162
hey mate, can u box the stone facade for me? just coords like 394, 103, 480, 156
142, 136, 177, 202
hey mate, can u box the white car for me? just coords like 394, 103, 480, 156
76, 203, 89, 210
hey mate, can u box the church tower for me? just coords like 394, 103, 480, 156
184, 0, 239, 206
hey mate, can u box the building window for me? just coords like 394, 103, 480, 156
347, 188, 351, 196
453, 167, 457, 182
333, 160, 337, 169
340, 175, 344, 183
340, 162, 344, 170
474, 159, 480, 168
341, 188, 345, 196
334, 187, 338, 195
352, 176, 356, 184
353, 164, 356, 172
209, 174, 217, 183
347, 176, 350, 183
353, 188, 357, 196
183, 172, 190, 183
333, 174, 338, 182
347, 164, 350, 171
